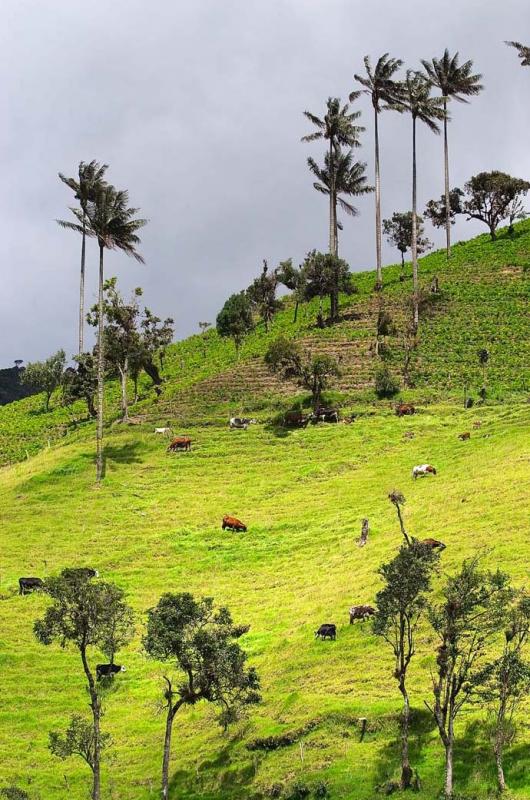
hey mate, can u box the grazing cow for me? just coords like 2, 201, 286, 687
357, 518, 369, 548
19, 577, 45, 595
222, 515, 247, 532
315, 407, 339, 423
283, 410, 312, 428
472, 420, 482, 430
420, 538, 446, 551
154, 427, 172, 435
412, 464, 437, 479
62, 567, 99, 581
458, 432, 471, 441
96, 663, 126, 681
396, 403, 416, 417
349, 605, 375, 624
315, 623, 336, 640
168, 436, 192, 452
229, 417, 257, 430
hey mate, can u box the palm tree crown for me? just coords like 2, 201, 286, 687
505, 41, 530, 67
400, 71, 447, 130
421, 49, 483, 102
302, 96, 364, 151
58, 160, 108, 212
353, 53, 403, 110
308, 149, 373, 221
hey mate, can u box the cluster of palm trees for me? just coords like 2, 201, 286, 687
57, 162, 146, 481
303, 50, 483, 328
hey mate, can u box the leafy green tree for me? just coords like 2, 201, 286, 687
461, 172, 530, 240
476, 594, 530, 792
353, 54, 403, 288
49, 714, 111, 783
400, 71, 446, 330
382, 212, 432, 278
505, 40, 530, 66
388, 490, 410, 545
138, 308, 174, 396
374, 542, 439, 788
62, 353, 97, 417
21, 350, 66, 412
301, 250, 354, 324
424, 188, 464, 230
374, 364, 399, 398
302, 97, 364, 257
61, 185, 146, 481
307, 149, 373, 275
247, 260, 281, 332
426, 559, 511, 799
276, 258, 306, 323
507, 196, 527, 235
421, 51, 483, 258
57, 161, 108, 354
143, 593, 260, 800
34, 571, 134, 800
216, 292, 254, 359
265, 337, 341, 412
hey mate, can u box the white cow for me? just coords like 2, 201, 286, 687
412, 464, 437, 479
229, 417, 257, 430
154, 427, 172, 435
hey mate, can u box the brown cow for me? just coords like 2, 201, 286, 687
458, 432, 471, 441
396, 403, 416, 417
420, 538, 446, 551
222, 515, 247, 532
168, 436, 192, 452
349, 605, 375, 624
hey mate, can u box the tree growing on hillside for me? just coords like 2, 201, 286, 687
307, 148, 373, 272
461, 172, 530, 240
276, 258, 306, 323
62, 353, 97, 417
143, 593, 260, 800
374, 542, 439, 788
301, 250, 354, 325
216, 292, 254, 359
424, 188, 464, 230
426, 559, 511, 799
421, 50, 483, 259
400, 71, 446, 330
505, 40, 530, 67
476, 593, 530, 792
353, 53, 403, 289
34, 571, 134, 800
265, 337, 341, 412
21, 350, 66, 412
382, 212, 432, 279
57, 161, 108, 354
49, 714, 111, 785
302, 96, 364, 258
507, 196, 527, 236
246, 260, 281, 332
388, 490, 410, 545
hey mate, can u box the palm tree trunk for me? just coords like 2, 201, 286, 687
411, 116, 419, 330
374, 106, 382, 289
96, 245, 105, 483
443, 102, 451, 259
79, 215, 86, 354
328, 139, 335, 256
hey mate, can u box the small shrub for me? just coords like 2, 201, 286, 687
0, 788, 30, 800
288, 782, 311, 800
314, 780, 330, 798
375, 366, 400, 399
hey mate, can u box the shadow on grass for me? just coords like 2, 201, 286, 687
104, 440, 145, 465
168, 739, 257, 800
373, 707, 437, 789
452, 718, 530, 793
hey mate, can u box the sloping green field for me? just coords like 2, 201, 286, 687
1, 401, 529, 799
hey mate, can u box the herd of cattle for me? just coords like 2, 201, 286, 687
16, 401, 473, 662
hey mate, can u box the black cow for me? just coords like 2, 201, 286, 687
315, 623, 336, 640
19, 577, 44, 595
284, 410, 312, 428
96, 664, 126, 681
315, 407, 339, 423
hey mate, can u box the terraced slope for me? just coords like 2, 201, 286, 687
1, 402, 529, 800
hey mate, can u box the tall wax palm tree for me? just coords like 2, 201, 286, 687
421, 50, 483, 259
352, 54, 403, 289
401, 71, 446, 330
57, 161, 108, 353
60, 185, 146, 481
505, 40, 530, 66
302, 97, 364, 257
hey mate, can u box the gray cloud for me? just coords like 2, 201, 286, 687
2, 0, 529, 364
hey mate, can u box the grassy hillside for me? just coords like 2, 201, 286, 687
1, 221, 529, 466
1, 401, 529, 799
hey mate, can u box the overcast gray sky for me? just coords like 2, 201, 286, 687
2, 0, 529, 365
